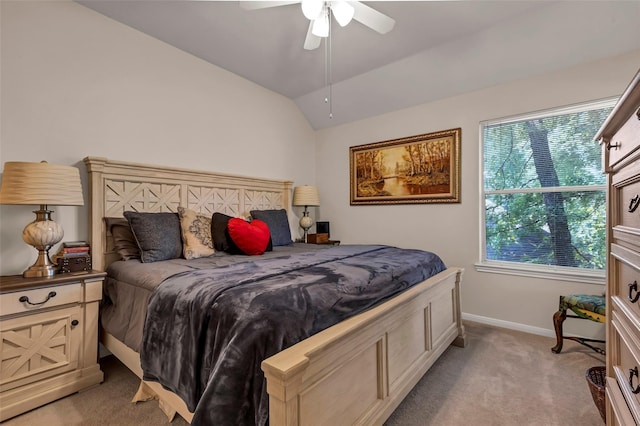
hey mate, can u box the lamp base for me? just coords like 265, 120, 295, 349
21, 207, 64, 278
299, 209, 314, 243
23, 258, 58, 278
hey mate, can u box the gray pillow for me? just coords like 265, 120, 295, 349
104, 217, 140, 261
123, 211, 182, 263
250, 209, 293, 246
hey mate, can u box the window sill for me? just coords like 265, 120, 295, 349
474, 261, 605, 285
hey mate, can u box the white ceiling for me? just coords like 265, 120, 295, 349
78, 1, 640, 129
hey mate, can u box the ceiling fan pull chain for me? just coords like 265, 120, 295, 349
327, 7, 333, 119
324, 21, 328, 98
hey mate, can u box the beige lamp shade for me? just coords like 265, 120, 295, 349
292, 185, 320, 207
0, 161, 84, 206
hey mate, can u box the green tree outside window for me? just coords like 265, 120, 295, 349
482, 100, 614, 270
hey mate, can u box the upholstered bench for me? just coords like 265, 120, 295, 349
551, 294, 605, 355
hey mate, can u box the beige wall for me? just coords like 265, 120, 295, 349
2, 1, 638, 337
0, 1, 316, 275
315, 50, 640, 337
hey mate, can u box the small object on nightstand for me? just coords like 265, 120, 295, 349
54, 242, 92, 274
306, 234, 340, 245
307, 233, 328, 244
53, 241, 91, 274
56, 254, 92, 274
316, 221, 330, 237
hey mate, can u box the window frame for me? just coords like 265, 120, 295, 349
477, 97, 617, 284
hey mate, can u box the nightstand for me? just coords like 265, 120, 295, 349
0, 271, 106, 421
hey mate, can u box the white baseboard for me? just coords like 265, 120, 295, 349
462, 313, 556, 338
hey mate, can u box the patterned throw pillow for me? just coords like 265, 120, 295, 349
178, 207, 215, 260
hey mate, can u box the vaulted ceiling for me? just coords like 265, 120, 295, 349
79, 1, 640, 129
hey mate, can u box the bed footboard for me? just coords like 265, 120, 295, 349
262, 267, 465, 426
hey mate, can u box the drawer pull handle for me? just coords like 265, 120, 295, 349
630, 195, 640, 213
71, 320, 79, 327
19, 291, 56, 306
636, 106, 640, 120
606, 141, 621, 150
629, 281, 640, 303
629, 367, 640, 394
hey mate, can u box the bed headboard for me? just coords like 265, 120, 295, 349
83, 157, 293, 271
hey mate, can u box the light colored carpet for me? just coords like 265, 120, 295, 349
3, 321, 605, 425
384, 322, 605, 426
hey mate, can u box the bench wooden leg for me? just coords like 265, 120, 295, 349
551, 308, 566, 353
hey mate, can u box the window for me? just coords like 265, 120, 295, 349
479, 99, 615, 281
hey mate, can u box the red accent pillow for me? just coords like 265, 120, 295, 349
227, 218, 271, 256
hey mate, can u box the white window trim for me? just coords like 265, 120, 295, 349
475, 261, 605, 285
477, 97, 617, 282
481, 97, 617, 128
485, 185, 606, 195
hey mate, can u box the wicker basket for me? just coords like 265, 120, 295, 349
586, 366, 606, 423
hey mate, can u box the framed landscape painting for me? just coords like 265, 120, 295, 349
350, 128, 461, 205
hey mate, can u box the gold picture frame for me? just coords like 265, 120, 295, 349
350, 128, 461, 205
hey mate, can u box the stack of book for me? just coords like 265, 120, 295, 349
54, 241, 92, 273
55, 241, 90, 258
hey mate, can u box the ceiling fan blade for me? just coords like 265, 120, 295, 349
239, 1, 301, 11
304, 21, 322, 50
351, 1, 395, 34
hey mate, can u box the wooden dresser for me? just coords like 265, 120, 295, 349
596, 69, 640, 425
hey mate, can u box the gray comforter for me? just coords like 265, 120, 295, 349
140, 244, 446, 426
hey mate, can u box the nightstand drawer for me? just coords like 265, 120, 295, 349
0, 305, 81, 392
0, 283, 82, 317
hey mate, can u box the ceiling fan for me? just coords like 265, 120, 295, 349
241, 1, 396, 50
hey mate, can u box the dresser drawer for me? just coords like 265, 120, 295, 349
619, 176, 640, 231
611, 309, 640, 422
608, 105, 640, 169
608, 376, 639, 426
613, 245, 640, 322
0, 283, 82, 317
618, 340, 640, 421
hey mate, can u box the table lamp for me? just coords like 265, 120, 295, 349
0, 161, 85, 278
292, 185, 320, 243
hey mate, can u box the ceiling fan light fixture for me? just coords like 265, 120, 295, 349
311, 9, 329, 37
301, 0, 324, 21
331, 1, 354, 27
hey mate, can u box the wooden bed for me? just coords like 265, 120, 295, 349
83, 156, 466, 425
